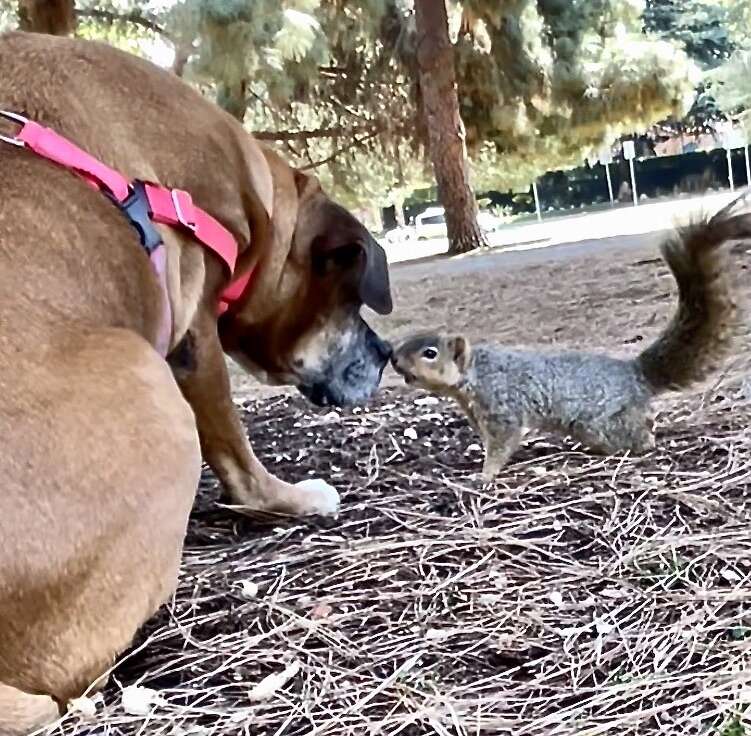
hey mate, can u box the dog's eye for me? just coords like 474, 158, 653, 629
422, 347, 438, 361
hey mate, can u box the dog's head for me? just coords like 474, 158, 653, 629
218, 148, 393, 407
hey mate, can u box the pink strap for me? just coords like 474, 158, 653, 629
17, 121, 130, 201
218, 269, 254, 315
6, 116, 253, 318
144, 184, 239, 274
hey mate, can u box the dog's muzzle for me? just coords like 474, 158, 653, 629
299, 328, 392, 407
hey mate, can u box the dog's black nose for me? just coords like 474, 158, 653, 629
300, 382, 331, 407
367, 331, 392, 361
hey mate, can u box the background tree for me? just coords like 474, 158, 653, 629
1, 0, 706, 253
450, 0, 699, 190
700, 0, 751, 136
17, 0, 75, 34
644, 0, 735, 132
414, 0, 485, 252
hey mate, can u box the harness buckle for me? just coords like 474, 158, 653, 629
118, 180, 164, 254
0, 110, 28, 147
170, 189, 197, 232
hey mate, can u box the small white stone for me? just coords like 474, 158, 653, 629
478, 593, 504, 605
248, 661, 301, 702
552, 519, 563, 531
403, 427, 418, 440
491, 572, 508, 589
172, 726, 209, 736
414, 396, 440, 406
720, 567, 742, 583
466, 443, 482, 453
121, 685, 164, 716
238, 580, 259, 600
549, 591, 564, 607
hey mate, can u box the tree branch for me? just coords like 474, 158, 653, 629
253, 125, 380, 142
299, 130, 382, 170
76, 8, 172, 41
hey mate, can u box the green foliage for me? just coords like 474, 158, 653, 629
643, 0, 736, 130
706, 49, 751, 135
713, 0, 751, 50
0, 0, 17, 31
455, 0, 699, 189
0, 0, 709, 206
271, 0, 700, 197
644, 0, 734, 69
701, 0, 751, 135
308, 135, 431, 210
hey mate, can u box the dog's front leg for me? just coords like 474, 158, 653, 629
171, 313, 340, 517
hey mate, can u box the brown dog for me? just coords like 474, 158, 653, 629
0, 31, 392, 733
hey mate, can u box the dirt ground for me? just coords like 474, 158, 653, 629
56, 229, 751, 736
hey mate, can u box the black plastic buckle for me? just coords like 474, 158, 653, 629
117, 180, 163, 255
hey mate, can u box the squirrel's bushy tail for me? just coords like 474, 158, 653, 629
636, 195, 751, 394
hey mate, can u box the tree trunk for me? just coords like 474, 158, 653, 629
217, 79, 248, 123
173, 45, 191, 78
394, 196, 406, 227
17, 0, 75, 34
414, 0, 486, 254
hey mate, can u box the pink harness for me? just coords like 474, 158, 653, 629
0, 110, 253, 356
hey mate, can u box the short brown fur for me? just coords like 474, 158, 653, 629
0, 31, 391, 733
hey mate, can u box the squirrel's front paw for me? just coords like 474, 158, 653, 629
468, 470, 497, 489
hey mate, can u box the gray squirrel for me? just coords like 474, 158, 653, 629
392, 197, 750, 479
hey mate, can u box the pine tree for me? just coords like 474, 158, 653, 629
17, 0, 75, 34
5, 0, 703, 252
644, 0, 735, 131
702, 0, 751, 132
414, 0, 485, 253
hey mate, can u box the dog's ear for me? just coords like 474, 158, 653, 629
450, 335, 471, 372
312, 202, 393, 315
358, 231, 392, 315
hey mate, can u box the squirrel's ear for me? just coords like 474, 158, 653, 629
451, 336, 471, 372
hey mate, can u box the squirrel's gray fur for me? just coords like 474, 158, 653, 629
392, 197, 750, 479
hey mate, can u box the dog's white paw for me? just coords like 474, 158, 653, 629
294, 478, 341, 516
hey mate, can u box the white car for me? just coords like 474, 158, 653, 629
414, 207, 503, 239
414, 207, 447, 239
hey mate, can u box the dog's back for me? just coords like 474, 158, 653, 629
0, 33, 205, 720
0, 33, 183, 347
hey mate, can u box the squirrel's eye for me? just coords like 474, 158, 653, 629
422, 347, 438, 360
